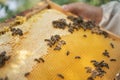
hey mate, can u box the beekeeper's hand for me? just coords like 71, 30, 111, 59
62, 2, 102, 24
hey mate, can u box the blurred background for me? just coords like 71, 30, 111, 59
0, 0, 120, 22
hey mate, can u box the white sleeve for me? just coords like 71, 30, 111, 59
99, 1, 120, 36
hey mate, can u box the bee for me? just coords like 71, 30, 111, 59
54, 45, 61, 51
83, 34, 87, 37
39, 58, 45, 63
57, 74, 64, 79
66, 51, 70, 56
93, 62, 99, 67
47, 42, 53, 47
87, 76, 94, 80
102, 50, 110, 58
91, 26, 101, 34
101, 62, 109, 69
110, 43, 114, 48
91, 70, 99, 78
85, 67, 92, 73
110, 59, 116, 62
0, 31, 5, 35
54, 35, 61, 41
75, 56, 81, 59
91, 60, 97, 63
60, 40, 66, 45
34, 58, 40, 63
44, 39, 51, 42
67, 16, 75, 21
68, 28, 74, 33
102, 31, 108, 38
96, 68, 106, 78
24, 72, 30, 77
16, 28, 23, 36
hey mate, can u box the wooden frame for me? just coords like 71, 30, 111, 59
0, 1, 120, 80
0, 0, 120, 40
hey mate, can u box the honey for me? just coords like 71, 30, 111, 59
27, 29, 120, 80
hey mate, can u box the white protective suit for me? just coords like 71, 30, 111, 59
99, 1, 120, 36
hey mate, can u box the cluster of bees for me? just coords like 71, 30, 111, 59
52, 16, 108, 38
102, 50, 116, 62
86, 59, 117, 80
10, 28, 23, 36
0, 16, 25, 37
44, 35, 66, 51
44, 34, 81, 79
85, 49, 116, 80
86, 60, 109, 80
85, 47, 116, 80
0, 27, 23, 37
